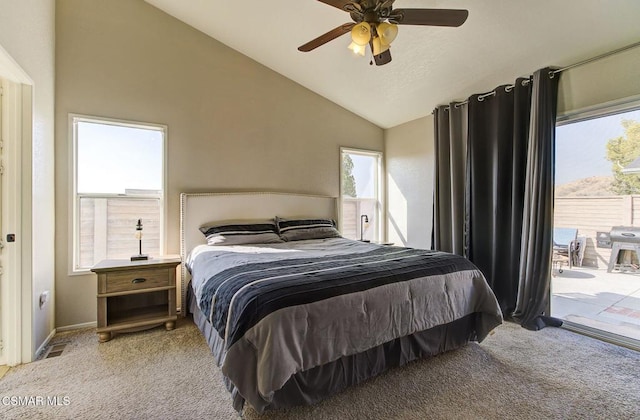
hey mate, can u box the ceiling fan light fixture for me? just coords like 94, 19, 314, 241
377, 22, 398, 46
351, 22, 372, 45
348, 41, 366, 56
371, 37, 390, 56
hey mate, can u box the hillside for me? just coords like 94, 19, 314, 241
555, 176, 614, 197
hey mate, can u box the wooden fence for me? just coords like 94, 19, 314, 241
554, 195, 639, 268
79, 197, 161, 268
341, 198, 378, 241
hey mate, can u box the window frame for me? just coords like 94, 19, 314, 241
69, 114, 168, 274
339, 147, 385, 242
557, 95, 640, 125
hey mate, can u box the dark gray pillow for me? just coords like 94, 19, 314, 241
200, 219, 283, 246
276, 217, 341, 241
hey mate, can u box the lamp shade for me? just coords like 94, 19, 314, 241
371, 37, 390, 56
377, 22, 398, 46
348, 41, 366, 56
351, 22, 372, 46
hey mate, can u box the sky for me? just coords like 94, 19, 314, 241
77, 121, 163, 194
555, 108, 640, 185
349, 153, 376, 198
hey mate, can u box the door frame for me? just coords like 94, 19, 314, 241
0, 43, 34, 366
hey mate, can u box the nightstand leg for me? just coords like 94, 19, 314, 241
165, 321, 175, 331
98, 332, 112, 343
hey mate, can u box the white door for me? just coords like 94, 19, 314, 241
0, 78, 4, 364
0, 77, 24, 365
0, 41, 33, 365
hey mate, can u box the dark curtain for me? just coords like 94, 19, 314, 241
433, 103, 467, 255
433, 67, 562, 330
433, 106, 453, 252
512, 68, 563, 330
466, 80, 531, 315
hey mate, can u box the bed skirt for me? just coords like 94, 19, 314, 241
188, 283, 481, 413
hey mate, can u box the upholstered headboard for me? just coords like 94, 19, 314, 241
178, 192, 338, 313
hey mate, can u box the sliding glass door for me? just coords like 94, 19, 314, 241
551, 103, 640, 348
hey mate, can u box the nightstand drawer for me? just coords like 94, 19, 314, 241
105, 268, 170, 293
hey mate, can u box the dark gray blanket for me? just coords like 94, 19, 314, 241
187, 238, 503, 413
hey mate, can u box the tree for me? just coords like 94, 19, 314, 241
606, 119, 640, 195
342, 154, 357, 197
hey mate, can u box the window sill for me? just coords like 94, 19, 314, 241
68, 268, 93, 277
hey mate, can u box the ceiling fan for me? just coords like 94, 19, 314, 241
298, 0, 468, 66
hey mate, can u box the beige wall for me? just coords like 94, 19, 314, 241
385, 117, 433, 249
386, 49, 640, 250
0, 0, 56, 360
557, 46, 640, 115
55, 0, 383, 327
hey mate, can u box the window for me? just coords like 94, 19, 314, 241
340, 148, 383, 242
72, 115, 166, 272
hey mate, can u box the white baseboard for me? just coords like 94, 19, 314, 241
56, 321, 97, 332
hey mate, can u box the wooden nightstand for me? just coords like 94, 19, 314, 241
91, 256, 181, 343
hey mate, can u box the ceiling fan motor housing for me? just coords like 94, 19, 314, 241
347, 0, 394, 23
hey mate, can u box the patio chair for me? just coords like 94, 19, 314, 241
553, 227, 578, 273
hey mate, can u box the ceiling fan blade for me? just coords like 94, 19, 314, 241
298, 23, 355, 52
392, 9, 469, 27
316, 0, 353, 11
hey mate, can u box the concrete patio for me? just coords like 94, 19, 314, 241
551, 265, 640, 341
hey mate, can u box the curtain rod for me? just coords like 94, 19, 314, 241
551, 39, 640, 75
443, 39, 640, 111
450, 79, 530, 109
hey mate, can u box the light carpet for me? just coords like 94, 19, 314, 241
0, 318, 638, 419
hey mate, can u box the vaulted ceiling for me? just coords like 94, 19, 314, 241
145, 0, 640, 128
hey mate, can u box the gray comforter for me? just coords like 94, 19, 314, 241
187, 238, 502, 413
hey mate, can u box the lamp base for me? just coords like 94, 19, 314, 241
360, 239, 370, 243
131, 254, 149, 261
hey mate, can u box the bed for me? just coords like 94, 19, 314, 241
180, 192, 502, 414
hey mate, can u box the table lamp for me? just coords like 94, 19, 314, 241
131, 219, 149, 261
360, 214, 370, 242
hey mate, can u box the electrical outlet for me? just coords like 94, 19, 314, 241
39, 291, 50, 309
